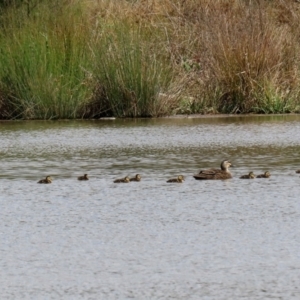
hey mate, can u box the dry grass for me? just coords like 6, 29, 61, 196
1, 0, 300, 118
83, 0, 300, 113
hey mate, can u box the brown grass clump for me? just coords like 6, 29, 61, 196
84, 0, 300, 114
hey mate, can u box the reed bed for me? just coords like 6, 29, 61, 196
0, 0, 300, 119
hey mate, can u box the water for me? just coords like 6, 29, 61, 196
1, 115, 300, 299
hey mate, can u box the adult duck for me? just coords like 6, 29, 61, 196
193, 160, 233, 180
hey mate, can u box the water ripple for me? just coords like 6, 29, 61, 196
0, 116, 300, 299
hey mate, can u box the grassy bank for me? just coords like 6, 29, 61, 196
0, 0, 300, 119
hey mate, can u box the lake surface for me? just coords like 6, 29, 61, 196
1, 115, 300, 299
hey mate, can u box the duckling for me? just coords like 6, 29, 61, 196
296, 170, 300, 174
113, 176, 130, 183
193, 160, 233, 180
130, 174, 141, 182
256, 171, 271, 178
167, 175, 185, 183
240, 171, 256, 179
37, 176, 52, 184
78, 174, 89, 181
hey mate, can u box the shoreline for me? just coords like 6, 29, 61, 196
0, 113, 300, 122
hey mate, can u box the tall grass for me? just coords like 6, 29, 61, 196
203, 1, 300, 113
1, 0, 300, 119
90, 24, 176, 117
0, 1, 94, 119
161, 0, 300, 114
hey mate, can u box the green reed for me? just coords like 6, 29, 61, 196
0, 1, 94, 119
91, 23, 175, 118
0, 1, 177, 119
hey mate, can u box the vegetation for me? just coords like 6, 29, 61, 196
0, 0, 300, 119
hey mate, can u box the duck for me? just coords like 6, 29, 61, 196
78, 174, 89, 180
240, 171, 255, 179
130, 174, 141, 182
256, 171, 271, 178
296, 170, 300, 174
193, 160, 233, 180
37, 176, 52, 184
167, 175, 185, 183
113, 176, 130, 183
